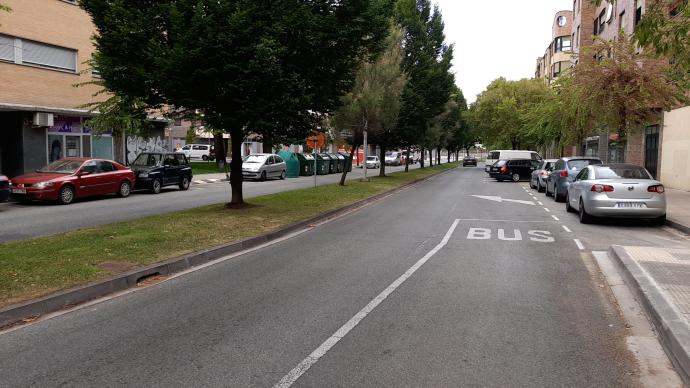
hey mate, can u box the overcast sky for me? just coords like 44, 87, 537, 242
434, 0, 572, 103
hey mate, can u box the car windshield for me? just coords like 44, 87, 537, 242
131, 153, 161, 167
243, 155, 266, 163
385, 152, 397, 157
567, 159, 601, 171
37, 160, 84, 174
366, 156, 377, 161
595, 166, 651, 180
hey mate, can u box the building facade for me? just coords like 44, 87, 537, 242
535, 11, 573, 83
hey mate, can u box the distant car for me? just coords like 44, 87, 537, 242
241, 154, 286, 181
130, 152, 193, 194
179, 144, 215, 161
0, 174, 8, 202
566, 164, 666, 225
485, 150, 542, 172
546, 157, 602, 202
365, 155, 380, 169
8, 158, 135, 205
401, 151, 417, 165
491, 159, 540, 182
462, 155, 478, 167
384, 151, 402, 166
530, 159, 557, 192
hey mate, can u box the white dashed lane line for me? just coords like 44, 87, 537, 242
563, 225, 572, 233
551, 215, 560, 221
574, 238, 585, 250
544, 207, 551, 213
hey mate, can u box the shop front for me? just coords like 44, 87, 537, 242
46, 116, 114, 163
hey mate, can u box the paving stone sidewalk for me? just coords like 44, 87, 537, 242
665, 188, 690, 234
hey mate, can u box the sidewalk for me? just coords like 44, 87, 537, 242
666, 188, 690, 234
192, 172, 229, 185
610, 245, 690, 384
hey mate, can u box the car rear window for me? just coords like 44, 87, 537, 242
495, 160, 507, 167
594, 166, 651, 180
489, 152, 500, 160
544, 162, 555, 170
566, 159, 601, 171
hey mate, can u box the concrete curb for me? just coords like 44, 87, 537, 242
0, 166, 458, 328
666, 217, 690, 235
608, 245, 690, 385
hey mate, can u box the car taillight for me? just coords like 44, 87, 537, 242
648, 185, 665, 193
0, 175, 7, 181
591, 184, 614, 193
539, 170, 548, 177
559, 171, 568, 178
501, 166, 507, 173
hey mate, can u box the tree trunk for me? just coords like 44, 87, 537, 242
262, 133, 273, 154
428, 149, 433, 167
447, 150, 451, 163
214, 133, 226, 169
436, 148, 441, 164
419, 147, 425, 169
229, 127, 244, 206
405, 146, 410, 172
339, 144, 358, 186
378, 141, 386, 177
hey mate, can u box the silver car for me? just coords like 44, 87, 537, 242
530, 159, 557, 192
565, 164, 666, 224
365, 156, 380, 169
241, 154, 287, 181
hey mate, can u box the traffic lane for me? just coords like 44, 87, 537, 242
296, 226, 637, 385
0, 166, 467, 387
0, 163, 420, 243
525, 182, 690, 252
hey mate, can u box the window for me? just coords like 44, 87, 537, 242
635, 6, 643, 26
576, 26, 581, 47
594, 18, 599, 35
275, 156, 284, 163
175, 154, 188, 166
576, 169, 589, 181
554, 36, 572, 53
22, 39, 77, 71
598, 9, 607, 34
552, 61, 570, 78
0, 35, 14, 62
97, 161, 116, 173
619, 10, 626, 32
557, 15, 567, 27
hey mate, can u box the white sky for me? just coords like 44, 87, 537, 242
434, 0, 572, 103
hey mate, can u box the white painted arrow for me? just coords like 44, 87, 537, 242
471, 195, 535, 206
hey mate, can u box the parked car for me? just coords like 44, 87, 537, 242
365, 155, 380, 169
546, 157, 602, 202
0, 174, 9, 202
530, 159, 558, 192
462, 155, 478, 167
490, 159, 541, 182
384, 151, 402, 166
179, 144, 215, 161
8, 158, 135, 205
566, 164, 666, 225
130, 152, 193, 194
485, 150, 542, 172
241, 154, 286, 181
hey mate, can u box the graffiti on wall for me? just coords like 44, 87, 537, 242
127, 136, 167, 162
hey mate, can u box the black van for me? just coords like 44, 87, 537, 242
490, 159, 541, 182
130, 152, 193, 193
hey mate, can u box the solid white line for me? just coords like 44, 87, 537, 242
563, 225, 572, 233
551, 215, 560, 221
543, 207, 551, 212
537, 201, 544, 206
455, 218, 557, 223
274, 219, 460, 388
574, 238, 585, 250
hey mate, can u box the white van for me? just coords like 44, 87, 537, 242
179, 144, 214, 161
485, 150, 542, 172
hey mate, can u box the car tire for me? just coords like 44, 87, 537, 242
57, 185, 75, 205
259, 171, 267, 182
579, 199, 594, 224
545, 183, 553, 197
553, 186, 563, 202
565, 193, 575, 213
202, 155, 209, 161
511, 173, 520, 182
537, 181, 545, 193
117, 181, 131, 198
151, 178, 162, 194
179, 176, 190, 191
280, 171, 286, 180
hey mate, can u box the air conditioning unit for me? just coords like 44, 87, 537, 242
33, 112, 54, 127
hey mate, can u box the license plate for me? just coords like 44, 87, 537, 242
11, 189, 26, 194
615, 202, 646, 208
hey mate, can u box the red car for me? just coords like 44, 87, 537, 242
9, 158, 135, 205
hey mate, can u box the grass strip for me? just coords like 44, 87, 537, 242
0, 162, 459, 307
191, 161, 227, 175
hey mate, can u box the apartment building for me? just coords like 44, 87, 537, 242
535, 11, 573, 83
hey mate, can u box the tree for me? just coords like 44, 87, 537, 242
80, 0, 392, 206
333, 25, 408, 184
0, 3, 11, 27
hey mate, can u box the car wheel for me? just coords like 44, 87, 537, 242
259, 171, 267, 182
537, 181, 545, 193
565, 193, 575, 213
545, 183, 553, 197
179, 176, 190, 191
579, 199, 594, 224
280, 170, 286, 180
58, 185, 74, 205
553, 186, 563, 202
202, 155, 209, 161
117, 181, 131, 198
151, 178, 162, 194
511, 173, 520, 182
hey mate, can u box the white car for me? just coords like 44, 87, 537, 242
179, 144, 214, 161
384, 151, 402, 166
365, 156, 380, 169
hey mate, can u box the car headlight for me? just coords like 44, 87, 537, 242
35, 181, 55, 189
139, 172, 149, 178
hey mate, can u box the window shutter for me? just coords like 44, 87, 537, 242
22, 40, 76, 71
0, 35, 14, 62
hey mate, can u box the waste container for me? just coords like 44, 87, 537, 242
296, 153, 315, 176
328, 153, 343, 173
320, 153, 335, 174
338, 152, 353, 172
277, 151, 300, 178
314, 153, 330, 175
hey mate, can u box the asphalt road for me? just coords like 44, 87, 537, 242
0, 164, 417, 242
2, 165, 684, 386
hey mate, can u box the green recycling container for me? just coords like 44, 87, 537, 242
277, 151, 300, 178
296, 153, 315, 176
338, 152, 352, 172
328, 153, 343, 173
319, 153, 335, 174
314, 153, 330, 175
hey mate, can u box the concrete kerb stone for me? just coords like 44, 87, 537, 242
666, 218, 690, 236
609, 245, 690, 385
0, 165, 458, 328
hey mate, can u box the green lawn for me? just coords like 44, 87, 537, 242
191, 161, 227, 175
0, 163, 458, 307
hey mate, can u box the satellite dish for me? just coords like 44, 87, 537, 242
605, 2, 614, 22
